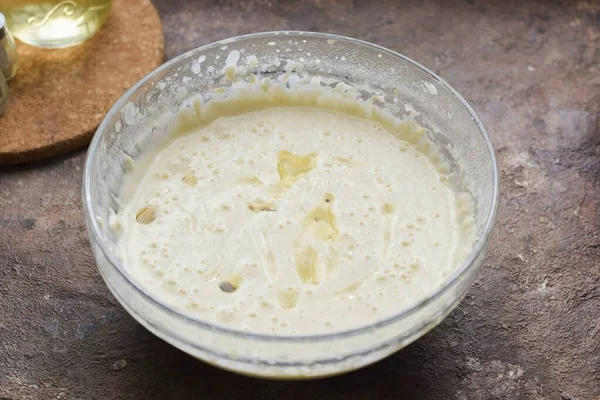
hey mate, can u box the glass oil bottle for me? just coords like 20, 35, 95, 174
0, 0, 113, 48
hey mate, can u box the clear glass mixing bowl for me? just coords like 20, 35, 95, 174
82, 31, 499, 379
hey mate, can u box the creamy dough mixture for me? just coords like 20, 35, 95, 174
115, 103, 476, 335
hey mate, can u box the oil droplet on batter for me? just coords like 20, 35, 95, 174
332, 156, 359, 167
181, 175, 197, 187
248, 199, 277, 212
136, 206, 156, 224
293, 194, 340, 284
381, 203, 394, 215
276, 150, 316, 189
295, 246, 319, 284
237, 176, 263, 186
301, 193, 339, 241
275, 286, 300, 309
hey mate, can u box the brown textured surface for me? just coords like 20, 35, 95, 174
1, 0, 599, 399
0, 0, 164, 165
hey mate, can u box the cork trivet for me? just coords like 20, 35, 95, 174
0, 0, 165, 165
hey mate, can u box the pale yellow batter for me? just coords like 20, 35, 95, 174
115, 101, 476, 335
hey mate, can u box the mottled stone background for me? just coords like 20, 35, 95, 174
0, 1, 598, 399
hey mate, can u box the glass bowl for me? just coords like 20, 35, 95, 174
82, 31, 499, 379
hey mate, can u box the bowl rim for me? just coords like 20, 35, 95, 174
83, 30, 500, 343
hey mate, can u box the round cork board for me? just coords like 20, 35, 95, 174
0, 0, 165, 165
